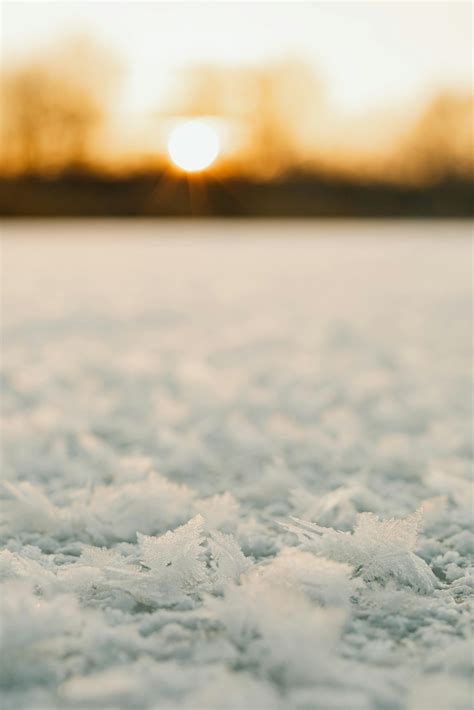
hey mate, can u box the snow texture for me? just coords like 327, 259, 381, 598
1, 221, 472, 709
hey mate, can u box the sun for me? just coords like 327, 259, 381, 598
168, 119, 220, 173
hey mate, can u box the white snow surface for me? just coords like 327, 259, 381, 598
1, 220, 472, 709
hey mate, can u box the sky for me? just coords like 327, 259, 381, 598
3, 1, 473, 119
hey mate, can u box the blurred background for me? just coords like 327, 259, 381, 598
1, 1, 473, 217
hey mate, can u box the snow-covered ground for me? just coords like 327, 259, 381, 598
1, 220, 472, 709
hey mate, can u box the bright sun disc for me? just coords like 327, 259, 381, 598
168, 120, 219, 172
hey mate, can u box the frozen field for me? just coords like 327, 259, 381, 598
1, 220, 473, 709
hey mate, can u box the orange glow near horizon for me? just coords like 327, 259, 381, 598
1, 3, 472, 183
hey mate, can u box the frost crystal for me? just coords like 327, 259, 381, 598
137, 515, 207, 596
290, 482, 385, 530
208, 530, 250, 588
287, 509, 437, 593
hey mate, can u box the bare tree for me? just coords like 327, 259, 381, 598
399, 91, 473, 183
1, 36, 121, 174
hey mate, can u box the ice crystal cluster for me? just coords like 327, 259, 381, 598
1, 223, 472, 709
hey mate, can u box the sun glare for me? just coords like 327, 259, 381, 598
168, 120, 219, 173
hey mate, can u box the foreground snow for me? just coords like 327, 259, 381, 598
1, 221, 472, 709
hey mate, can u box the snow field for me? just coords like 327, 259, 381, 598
1, 221, 472, 708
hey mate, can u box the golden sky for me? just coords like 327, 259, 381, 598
3, 1, 472, 118
2, 1, 472, 177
